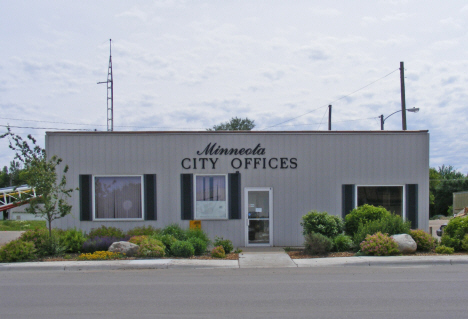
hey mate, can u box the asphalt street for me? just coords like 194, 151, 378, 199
1, 265, 467, 319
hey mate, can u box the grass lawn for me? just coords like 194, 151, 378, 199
0, 220, 47, 231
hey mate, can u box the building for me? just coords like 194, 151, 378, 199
46, 130, 429, 247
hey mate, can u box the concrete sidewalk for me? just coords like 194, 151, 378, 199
2, 250, 468, 271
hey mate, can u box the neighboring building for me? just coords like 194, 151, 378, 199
453, 191, 468, 215
46, 130, 429, 247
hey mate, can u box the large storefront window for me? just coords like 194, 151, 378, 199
195, 175, 227, 219
94, 176, 143, 219
357, 186, 403, 217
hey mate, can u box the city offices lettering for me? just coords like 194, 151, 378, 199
181, 142, 297, 170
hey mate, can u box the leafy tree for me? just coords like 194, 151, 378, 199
207, 117, 255, 131
431, 165, 468, 217
429, 168, 440, 217
1, 129, 76, 237
0, 161, 27, 188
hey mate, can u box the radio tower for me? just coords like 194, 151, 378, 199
98, 39, 113, 131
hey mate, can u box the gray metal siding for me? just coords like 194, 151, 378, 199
46, 131, 429, 247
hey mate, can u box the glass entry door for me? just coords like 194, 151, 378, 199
245, 188, 273, 246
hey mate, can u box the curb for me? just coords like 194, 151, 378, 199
2, 255, 468, 271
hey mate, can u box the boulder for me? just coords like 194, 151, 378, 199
108, 241, 139, 257
391, 234, 417, 254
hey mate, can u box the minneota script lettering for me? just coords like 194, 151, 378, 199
196, 143, 266, 156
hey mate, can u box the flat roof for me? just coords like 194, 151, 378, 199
46, 130, 429, 136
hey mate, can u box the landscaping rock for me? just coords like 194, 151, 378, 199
391, 234, 417, 253
108, 241, 139, 257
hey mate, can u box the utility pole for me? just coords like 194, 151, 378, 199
400, 61, 407, 130
328, 105, 332, 130
98, 39, 114, 131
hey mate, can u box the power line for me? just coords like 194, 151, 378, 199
261, 68, 399, 130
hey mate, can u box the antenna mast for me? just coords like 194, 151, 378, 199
98, 39, 113, 131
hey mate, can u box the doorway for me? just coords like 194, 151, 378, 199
245, 187, 273, 246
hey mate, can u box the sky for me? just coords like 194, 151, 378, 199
1, 1, 467, 174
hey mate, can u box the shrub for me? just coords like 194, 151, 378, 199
82, 236, 128, 253
439, 216, 468, 251
128, 235, 165, 258
188, 237, 207, 256
40, 236, 66, 257
0, 239, 36, 262
333, 234, 354, 252
353, 213, 411, 247
344, 204, 391, 237
211, 246, 226, 258
213, 237, 233, 254
20, 227, 49, 255
160, 224, 187, 241
304, 232, 333, 255
126, 225, 160, 237
59, 228, 86, 253
129, 235, 149, 246
409, 229, 436, 252
136, 238, 165, 258
300, 210, 344, 238
435, 245, 454, 254
77, 251, 125, 260
186, 228, 211, 247
441, 234, 460, 251
170, 240, 195, 258
155, 234, 178, 256
87, 226, 125, 239
359, 232, 400, 256
461, 234, 468, 252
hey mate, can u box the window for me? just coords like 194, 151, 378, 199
194, 175, 228, 219
94, 176, 143, 220
357, 186, 404, 217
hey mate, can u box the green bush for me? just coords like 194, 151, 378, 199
213, 237, 233, 254
160, 224, 187, 241
188, 237, 207, 256
304, 232, 333, 255
154, 234, 177, 255
333, 234, 354, 252
344, 204, 391, 237
409, 229, 436, 252
439, 216, 468, 251
59, 228, 86, 253
0, 239, 37, 262
40, 236, 66, 257
129, 235, 149, 246
211, 246, 226, 258
136, 238, 165, 258
20, 228, 50, 256
127, 225, 160, 237
186, 228, 211, 247
461, 234, 468, 252
440, 234, 460, 251
353, 214, 411, 247
435, 245, 454, 254
170, 240, 195, 258
300, 210, 344, 238
359, 232, 400, 256
87, 226, 125, 239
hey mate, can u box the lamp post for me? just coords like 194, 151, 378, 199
380, 107, 419, 130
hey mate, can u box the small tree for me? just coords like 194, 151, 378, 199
207, 117, 255, 131
2, 129, 75, 237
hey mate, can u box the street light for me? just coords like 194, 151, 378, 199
379, 107, 419, 130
